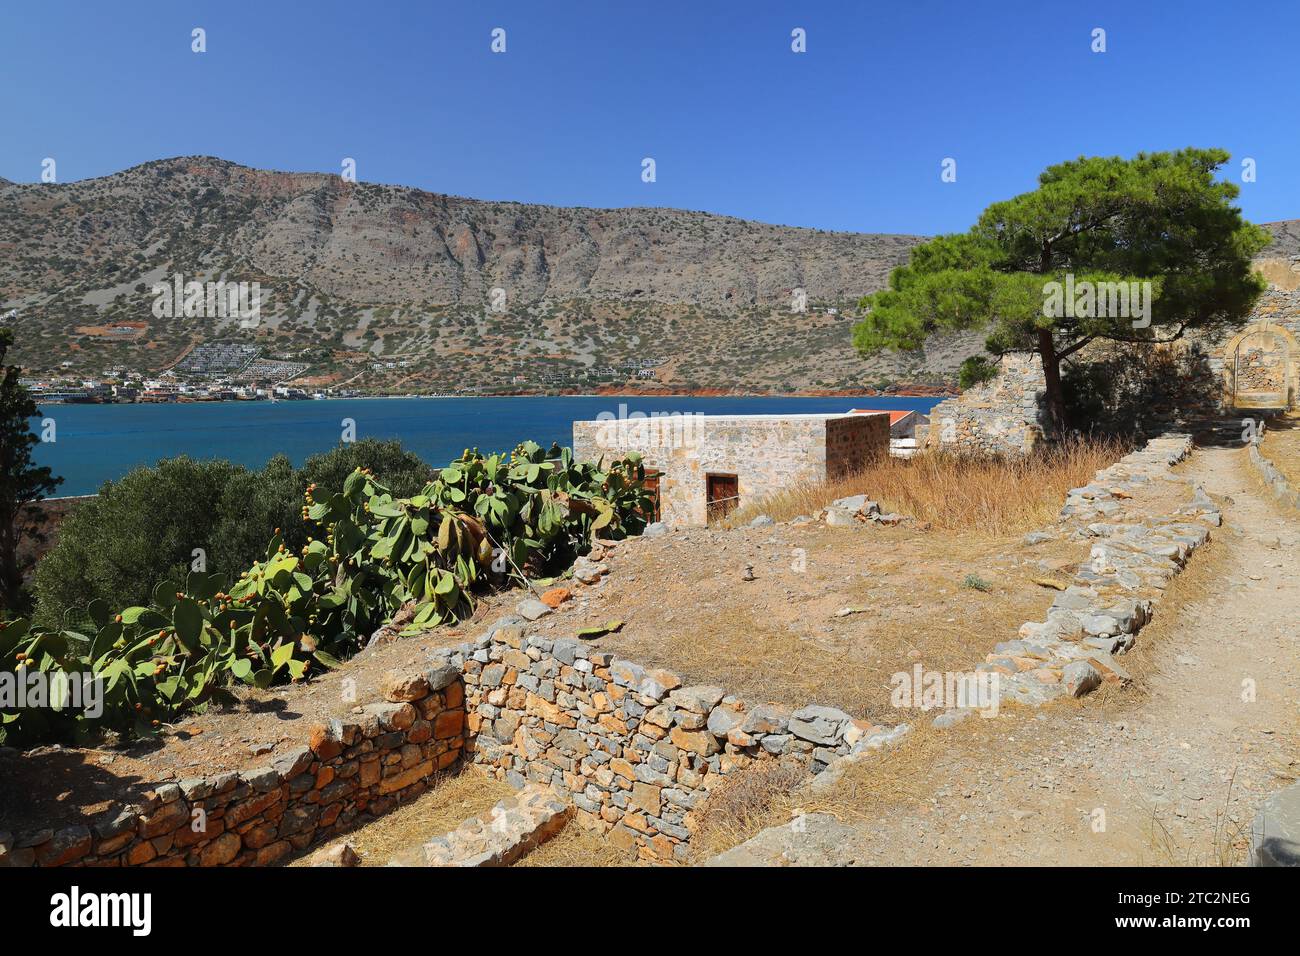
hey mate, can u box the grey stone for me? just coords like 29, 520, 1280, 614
706, 705, 744, 737
240, 766, 282, 793
1250, 782, 1300, 866
516, 599, 552, 621
425, 661, 460, 690
830, 495, 878, 516
850, 724, 911, 753
704, 813, 870, 867
788, 705, 851, 745
669, 685, 725, 714
1062, 660, 1102, 698
741, 704, 790, 735
271, 746, 313, 780
643, 522, 668, 538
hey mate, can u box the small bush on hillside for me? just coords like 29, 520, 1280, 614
32, 457, 239, 629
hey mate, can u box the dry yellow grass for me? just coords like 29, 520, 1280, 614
687, 722, 953, 860
288, 767, 514, 866
1260, 414, 1300, 486
513, 823, 638, 867
731, 437, 1128, 534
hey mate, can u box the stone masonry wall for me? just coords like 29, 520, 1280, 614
924, 353, 1049, 455
573, 414, 887, 526
1248, 424, 1300, 511
1203, 289, 1300, 411
983, 433, 1218, 706
1, 666, 465, 867
437, 619, 907, 864
826, 413, 890, 476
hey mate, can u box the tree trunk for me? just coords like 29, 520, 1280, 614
1036, 328, 1068, 436
0, 512, 19, 613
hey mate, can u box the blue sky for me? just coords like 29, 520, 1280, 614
1, 0, 1296, 235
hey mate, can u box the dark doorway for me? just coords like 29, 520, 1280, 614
706, 473, 739, 523
642, 469, 662, 522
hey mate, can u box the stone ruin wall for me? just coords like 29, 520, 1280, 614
923, 353, 1049, 455
2, 667, 466, 867
574, 415, 888, 526
442, 619, 904, 864
826, 413, 890, 475
3, 624, 907, 867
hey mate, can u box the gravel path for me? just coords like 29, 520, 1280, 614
835, 444, 1300, 866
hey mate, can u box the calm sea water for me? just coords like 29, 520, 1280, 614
31, 395, 939, 497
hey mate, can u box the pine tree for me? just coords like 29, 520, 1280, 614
0, 327, 62, 614
854, 149, 1271, 431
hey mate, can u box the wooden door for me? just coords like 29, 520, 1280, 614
706, 473, 739, 523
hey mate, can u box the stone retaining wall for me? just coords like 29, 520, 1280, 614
1248, 426, 1300, 511
981, 433, 1219, 706
1, 667, 465, 867
433, 620, 907, 864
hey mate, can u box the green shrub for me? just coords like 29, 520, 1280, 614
5, 442, 650, 746
300, 439, 432, 501
33, 440, 434, 631
32, 457, 239, 630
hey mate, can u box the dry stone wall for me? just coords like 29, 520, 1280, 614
436, 619, 907, 864
980, 433, 1219, 707
1248, 425, 1300, 511
1, 666, 465, 867
924, 354, 1050, 455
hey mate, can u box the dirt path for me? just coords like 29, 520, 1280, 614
796, 443, 1300, 866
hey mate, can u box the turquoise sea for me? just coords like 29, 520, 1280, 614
31, 395, 939, 497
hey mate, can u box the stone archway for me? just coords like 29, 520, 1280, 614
1223, 323, 1298, 410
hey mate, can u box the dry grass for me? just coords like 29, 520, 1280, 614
590, 525, 1088, 719
288, 767, 514, 866
1261, 414, 1300, 486
687, 722, 955, 860
731, 437, 1128, 535
513, 823, 638, 867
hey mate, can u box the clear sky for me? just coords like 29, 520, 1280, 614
2, 0, 1296, 236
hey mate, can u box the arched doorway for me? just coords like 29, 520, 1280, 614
1225, 324, 1296, 410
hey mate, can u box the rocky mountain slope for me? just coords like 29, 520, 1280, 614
0, 157, 951, 392
0, 157, 1291, 394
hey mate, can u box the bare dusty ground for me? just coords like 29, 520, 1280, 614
691, 444, 1300, 865
556, 524, 1087, 720
545, 471, 1188, 722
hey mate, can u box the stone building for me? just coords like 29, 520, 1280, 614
1206, 286, 1300, 412
923, 269, 1300, 456
572, 412, 890, 526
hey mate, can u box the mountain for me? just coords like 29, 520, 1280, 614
1, 158, 1291, 394
0, 157, 966, 393
1261, 219, 1300, 258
